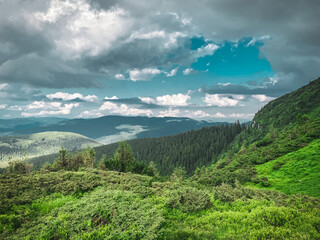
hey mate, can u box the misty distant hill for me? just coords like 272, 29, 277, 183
1, 116, 227, 144
0, 131, 100, 167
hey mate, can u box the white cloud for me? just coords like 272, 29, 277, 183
129, 68, 161, 81
166, 68, 178, 77
203, 94, 238, 107
232, 95, 246, 100
46, 92, 98, 102
195, 43, 219, 58
229, 113, 254, 119
21, 101, 79, 117
213, 112, 227, 118
104, 96, 119, 100
252, 94, 275, 102
139, 93, 191, 106
187, 110, 211, 118
8, 105, 23, 111
158, 108, 180, 117
99, 102, 153, 117
99, 101, 118, 111
128, 30, 166, 41
0, 104, 7, 109
0, 83, 8, 90
114, 74, 125, 80
112, 104, 153, 117
79, 110, 103, 118
183, 68, 193, 75
139, 97, 155, 104
156, 93, 190, 106
35, 0, 132, 57
247, 35, 271, 47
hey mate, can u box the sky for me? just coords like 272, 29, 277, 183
0, 0, 319, 121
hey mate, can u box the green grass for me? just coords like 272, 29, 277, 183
252, 139, 320, 197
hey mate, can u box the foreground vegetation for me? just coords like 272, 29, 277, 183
1, 169, 319, 239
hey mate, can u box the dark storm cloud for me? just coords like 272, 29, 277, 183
0, 0, 319, 93
202, 78, 301, 97
0, 83, 43, 101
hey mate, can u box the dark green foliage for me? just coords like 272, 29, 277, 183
253, 78, 320, 131
101, 141, 157, 176
1, 168, 320, 239
165, 186, 211, 212
7, 160, 33, 174
94, 122, 245, 176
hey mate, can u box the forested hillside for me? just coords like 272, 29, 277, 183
194, 78, 320, 196
29, 122, 245, 175
94, 121, 245, 175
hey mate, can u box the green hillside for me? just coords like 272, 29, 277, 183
249, 139, 320, 197
253, 78, 320, 130
0, 132, 101, 168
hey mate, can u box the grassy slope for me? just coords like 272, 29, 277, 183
249, 139, 320, 197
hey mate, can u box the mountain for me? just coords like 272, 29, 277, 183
0, 131, 100, 168
5, 115, 226, 144
0, 117, 66, 136
195, 78, 320, 197
253, 78, 320, 130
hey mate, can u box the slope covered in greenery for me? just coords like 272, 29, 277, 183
94, 122, 245, 176
253, 78, 320, 130
1, 169, 319, 239
250, 139, 320, 197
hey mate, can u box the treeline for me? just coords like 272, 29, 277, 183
94, 121, 245, 175
5, 142, 158, 177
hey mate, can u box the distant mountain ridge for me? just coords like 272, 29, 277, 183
1, 115, 227, 144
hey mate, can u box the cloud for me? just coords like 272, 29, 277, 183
194, 43, 219, 58
98, 101, 153, 117
202, 80, 293, 97
104, 96, 119, 100
158, 108, 181, 117
21, 101, 79, 117
0, 83, 8, 90
8, 105, 23, 111
114, 74, 125, 80
113, 104, 153, 117
203, 94, 238, 107
129, 68, 162, 81
139, 93, 191, 106
252, 94, 275, 102
229, 113, 254, 119
183, 68, 193, 75
186, 110, 211, 118
95, 124, 147, 144
213, 112, 227, 118
166, 68, 179, 77
46, 92, 98, 102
